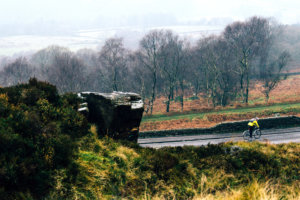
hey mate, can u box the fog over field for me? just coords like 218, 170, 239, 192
0, 25, 224, 56
1, 0, 300, 56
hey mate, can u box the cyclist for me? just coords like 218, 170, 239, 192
248, 117, 259, 139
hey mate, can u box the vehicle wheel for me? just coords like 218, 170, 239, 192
254, 129, 261, 139
243, 130, 250, 141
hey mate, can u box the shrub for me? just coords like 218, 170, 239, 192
72, 136, 300, 200
0, 79, 89, 199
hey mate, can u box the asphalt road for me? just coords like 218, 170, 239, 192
138, 127, 300, 148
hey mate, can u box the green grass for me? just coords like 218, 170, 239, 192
46, 130, 300, 200
142, 102, 300, 123
248, 96, 265, 105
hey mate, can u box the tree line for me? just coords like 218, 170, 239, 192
0, 16, 291, 114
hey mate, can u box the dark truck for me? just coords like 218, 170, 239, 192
78, 91, 144, 142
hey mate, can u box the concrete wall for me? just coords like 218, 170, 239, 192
139, 116, 300, 138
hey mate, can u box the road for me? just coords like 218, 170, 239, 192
138, 127, 300, 148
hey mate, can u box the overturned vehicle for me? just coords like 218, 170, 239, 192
78, 91, 144, 142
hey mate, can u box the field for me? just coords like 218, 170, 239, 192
140, 75, 300, 131
0, 25, 223, 56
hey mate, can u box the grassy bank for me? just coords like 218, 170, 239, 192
142, 102, 300, 123
45, 128, 300, 200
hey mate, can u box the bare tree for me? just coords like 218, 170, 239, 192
76, 48, 99, 71
0, 56, 11, 71
213, 39, 239, 106
224, 16, 271, 104
99, 37, 127, 91
158, 31, 184, 112
194, 36, 221, 107
46, 52, 86, 93
187, 47, 204, 98
30, 45, 70, 80
193, 36, 239, 107
83, 65, 110, 92
0, 57, 34, 86
178, 41, 192, 111
261, 51, 291, 103
138, 30, 165, 114
252, 21, 292, 103
126, 51, 152, 98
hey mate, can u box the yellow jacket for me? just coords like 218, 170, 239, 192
248, 120, 259, 128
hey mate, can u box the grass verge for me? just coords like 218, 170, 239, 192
46, 127, 300, 200
142, 102, 300, 123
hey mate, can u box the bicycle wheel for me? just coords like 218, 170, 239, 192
254, 129, 261, 139
243, 130, 250, 141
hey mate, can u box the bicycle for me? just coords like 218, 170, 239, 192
243, 127, 261, 141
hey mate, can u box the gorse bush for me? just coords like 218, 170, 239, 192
66, 130, 300, 200
0, 78, 89, 199
0, 77, 60, 106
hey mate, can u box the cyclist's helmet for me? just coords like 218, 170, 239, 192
255, 117, 259, 121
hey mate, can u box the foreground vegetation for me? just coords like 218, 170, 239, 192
47, 129, 300, 200
6, 134, 300, 200
1, 80, 299, 199
0, 79, 89, 199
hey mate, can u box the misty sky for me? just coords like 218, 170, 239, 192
1, 0, 300, 25
1, 0, 300, 56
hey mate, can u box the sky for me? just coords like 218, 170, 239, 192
1, 0, 300, 56
1, 0, 300, 25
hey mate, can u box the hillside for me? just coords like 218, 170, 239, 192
54, 131, 300, 200
140, 74, 300, 131
0, 79, 299, 200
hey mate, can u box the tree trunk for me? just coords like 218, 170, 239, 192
166, 94, 171, 113
170, 87, 174, 101
113, 68, 118, 91
149, 68, 157, 115
240, 72, 244, 102
166, 99, 170, 112
166, 86, 173, 113
265, 91, 270, 103
194, 81, 199, 97
140, 79, 145, 99
245, 68, 249, 104
180, 80, 184, 112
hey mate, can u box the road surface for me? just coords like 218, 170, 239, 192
138, 127, 300, 148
